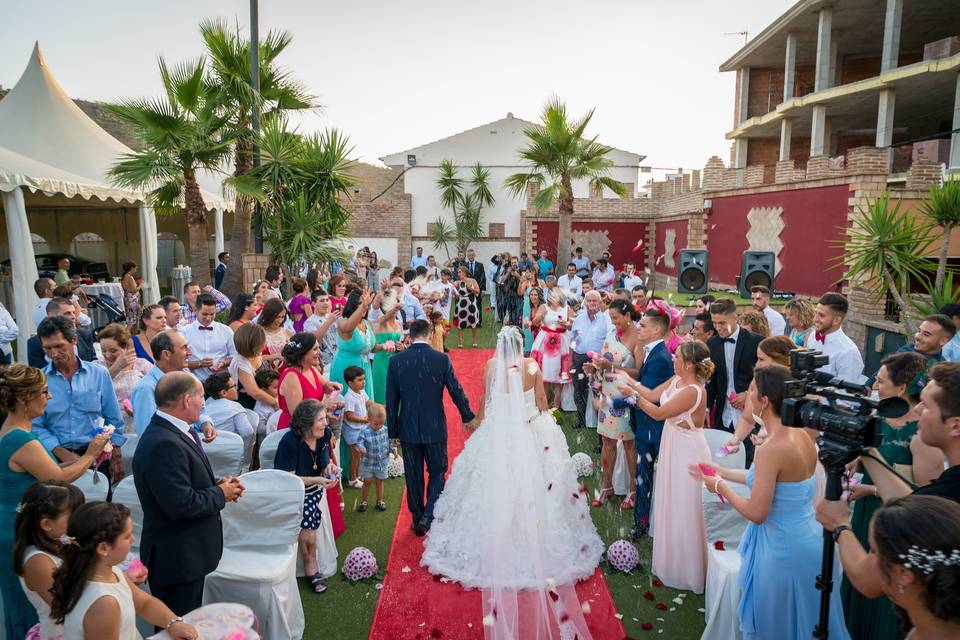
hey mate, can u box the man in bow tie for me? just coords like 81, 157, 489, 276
181, 294, 235, 381
706, 298, 763, 462
804, 292, 865, 384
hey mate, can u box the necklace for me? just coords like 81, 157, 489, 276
306, 440, 319, 470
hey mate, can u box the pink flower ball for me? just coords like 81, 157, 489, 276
607, 539, 640, 573
343, 546, 378, 581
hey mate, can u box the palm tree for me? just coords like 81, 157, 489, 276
504, 98, 626, 270
201, 19, 316, 297
108, 58, 233, 286
919, 178, 960, 292
430, 159, 495, 261
832, 194, 935, 335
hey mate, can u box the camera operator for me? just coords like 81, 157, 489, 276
691, 364, 849, 639
817, 362, 960, 599
865, 495, 960, 640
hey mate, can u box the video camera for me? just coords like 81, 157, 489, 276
780, 349, 908, 471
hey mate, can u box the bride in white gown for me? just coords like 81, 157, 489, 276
421, 326, 604, 639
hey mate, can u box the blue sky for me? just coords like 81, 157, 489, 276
1, 0, 790, 170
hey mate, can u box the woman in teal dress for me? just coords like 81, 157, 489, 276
692, 365, 850, 640
841, 353, 946, 640
372, 290, 405, 416
0, 365, 109, 639
328, 289, 376, 488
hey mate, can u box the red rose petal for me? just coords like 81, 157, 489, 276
579, 484, 589, 494
544, 445, 550, 450
431, 630, 443, 638
652, 578, 664, 588
433, 574, 442, 582
655, 603, 668, 611
549, 591, 559, 602
547, 483, 553, 491
559, 612, 570, 623
642, 622, 653, 631
572, 492, 580, 499
643, 590, 655, 601
714, 541, 725, 551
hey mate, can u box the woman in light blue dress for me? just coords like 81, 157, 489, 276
691, 364, 849, 640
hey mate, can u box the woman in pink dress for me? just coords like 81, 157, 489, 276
619, 339, 715, 592
277, 332, 346, 537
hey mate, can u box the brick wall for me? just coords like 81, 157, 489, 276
345, 193, 413, 267
241, 252, 273, 293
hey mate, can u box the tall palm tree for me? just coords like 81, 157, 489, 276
504, 98, 626, 270
108, 58, 233, 286
201, 19, 316, 297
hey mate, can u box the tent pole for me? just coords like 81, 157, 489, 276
2, 187, 39, 363
214, 207, 225, 257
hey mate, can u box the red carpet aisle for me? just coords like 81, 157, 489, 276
369, 350, 625, 640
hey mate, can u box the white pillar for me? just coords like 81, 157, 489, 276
881, 0, 903, 73
811, 105, 828, 157
876, 88, 896, 147
138, 205, 161, 305
779, 119, 793, 162
815, 7, 834, 92
213, 207, 225, 257
733, 138, 749, 168
783, 32, 798, 101
951, 74, 960, 169
737, 67, 751, 124
2, 187, 39, 363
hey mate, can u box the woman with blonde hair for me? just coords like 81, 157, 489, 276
784, 297, 816, 346
739, 310, 771, 338
619, 340, 715, 592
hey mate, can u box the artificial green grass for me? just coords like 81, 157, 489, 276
299, 301, 708, 639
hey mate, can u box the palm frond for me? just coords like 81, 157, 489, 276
436, 159, 464, 211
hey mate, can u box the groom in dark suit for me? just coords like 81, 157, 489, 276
134, 372, 244, 616
386, 319, 475, 536
630, 308, 675, 537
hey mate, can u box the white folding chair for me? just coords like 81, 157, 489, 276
701, 483, 750, 640
203, 470, 305, 640
119, 432, 139, 478
266, 410, 282, 434
258, 430, 286, 470
72, 469, 109, 502
245, 409, 260, 433
111, 476, 143, 554
703, 428, 746, 470
202, 430, 244, 478
296, 490, 338, 579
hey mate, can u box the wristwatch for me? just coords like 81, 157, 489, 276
165, 616, 184, 630
832, 525, 851, 543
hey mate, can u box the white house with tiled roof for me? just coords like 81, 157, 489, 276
380, 113, 644, 265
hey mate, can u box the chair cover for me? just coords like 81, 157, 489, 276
203, 470, 305, 640
701, 485, 750, 545
266, 410, 282, 433
257, 430, 286, 470
612, 439, 632, 496
295, 491, 338, 579
245, 409, 260, 432
72, 469, 109, 502
120, 432, 139, 478
202, 430, 244, 478
703, 428, 745, 470
560, 381, 577, 411
111, 476, 143, 556
702, 547, 742, 640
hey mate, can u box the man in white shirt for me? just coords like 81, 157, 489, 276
160, 296, 183, 331
751, 285, 786, 335
592, 258, 616, 293
434, 269, 457, 321
425, 255, 441, 281
557, 263, 583, 297
621, 262, 643, 291
181, 294, 236, 381
32, 277, 56, 328
804, 292, 865, 384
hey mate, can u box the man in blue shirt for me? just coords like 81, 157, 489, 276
536, 249, 554, 279
410, 247, 429, 269
518, 252, 533, 273
896, 314, 954, 362
131, 331, 217, 439
570, 291, 611, 433
32, 316, 126, 481
941, 304, 960, 362
572, 247, 591, 279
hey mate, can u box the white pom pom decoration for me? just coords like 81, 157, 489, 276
571, 452, 594, 477
606, 539, 640, 573
387, 453, 405, 478
342, 546, 378, 581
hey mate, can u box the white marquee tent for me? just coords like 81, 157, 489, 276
0, 43, 231, 362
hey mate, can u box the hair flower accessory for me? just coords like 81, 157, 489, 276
59, 534, 76, 546
15, 502, 24, 514
286, 340, 302, 349
899, 545, 960, 575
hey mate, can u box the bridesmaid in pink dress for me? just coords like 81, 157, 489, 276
277, 332, 346, 538
619, 340, 715, 593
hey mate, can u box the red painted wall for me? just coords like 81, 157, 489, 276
653, 219, 689, 277
706, 184, 849, 295
533, 221, 648, 268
